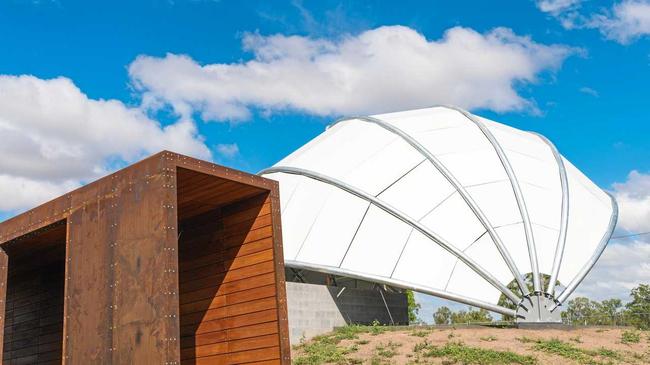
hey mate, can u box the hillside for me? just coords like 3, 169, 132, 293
291, 325, 650, 364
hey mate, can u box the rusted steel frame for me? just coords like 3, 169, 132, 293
269, 182, 291, 364
0, 151, 275, 244
0, 151, 289, 364
0, 248, 7, 358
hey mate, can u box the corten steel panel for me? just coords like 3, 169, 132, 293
111, 157, 178, 364
269, 186, 291, 364
0, 151, 290, 365
0, 249, 6, 358
64, 195, 115, 362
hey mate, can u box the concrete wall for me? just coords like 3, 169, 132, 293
286, 282, 408, 344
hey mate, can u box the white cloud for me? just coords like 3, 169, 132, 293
612, 170, 650, 233
129, 26, 576, 122
538, 0, 650, 44
536, 0, 582, 15
571, 170, 650, 301
574, 239, 650, 301
0, 75, 211, 211
215, 143, 240, 158
579, 86, 599, 97
587, 0, 650, 44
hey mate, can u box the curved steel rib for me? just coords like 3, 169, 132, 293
441, 105, 543, 295
285, 259, 518, 318
260, 165, 523, 305
532, 133, 570, 296
329, 116, 530, 298
553, 193, 618, 308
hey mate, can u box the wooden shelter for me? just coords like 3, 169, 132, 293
0, 151, 290, 364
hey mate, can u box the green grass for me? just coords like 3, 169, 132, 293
595, 347, 621, 360
531, 338, 623, 365
370, 325, 387, 336
292, 340, 360, 365
621, 330, 641, 344
515, 336, 534, 343
369, 355, 392, 365
410, 330, 429, 338
292, 326, 368, 365
294, 325, 643, 365
413, 340, 537, 365
532, 338, 592, 363
332, 325, 368, 341
375, 341, 401, 358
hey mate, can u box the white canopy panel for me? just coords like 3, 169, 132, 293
261, 106, 617, 319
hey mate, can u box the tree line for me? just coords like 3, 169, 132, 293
431, 283, 650, 329
562, 284, 650, 329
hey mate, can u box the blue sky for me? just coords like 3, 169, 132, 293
0, 0, 649, 321
1, 0, 648, 184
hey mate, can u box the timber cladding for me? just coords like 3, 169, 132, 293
0, 151, 291, 365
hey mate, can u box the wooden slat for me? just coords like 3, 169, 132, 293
178, 188, 287, 364
223, 226, 273, 249
180, 297, 277, 327
179, 213, 271, 250
189, 346, 280, 365
180, 250, 273, 294
2, 245, 64, 365
180, 257, 274, 293
180, 284, 276, 316
182, 308, 278, 337
180, 272, 276, 305
179, 237, 273, 273
243, 360, 282, 365
182, 334, 279, 360
181, 321, 279, 349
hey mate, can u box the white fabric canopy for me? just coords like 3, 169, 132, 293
261, 106, 617, 317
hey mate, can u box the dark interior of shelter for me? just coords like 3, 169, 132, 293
2, 221, 66, 365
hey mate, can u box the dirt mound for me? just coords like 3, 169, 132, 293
291, 326, 650, 364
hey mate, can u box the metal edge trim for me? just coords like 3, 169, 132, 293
553, 192, 618, 308
440, 105, 543, 295
285, 259, 519, 318
531, 132, 570, 296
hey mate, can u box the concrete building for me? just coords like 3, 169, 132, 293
285, 269, 408, 343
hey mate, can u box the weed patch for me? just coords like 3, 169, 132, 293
531, 338, 623, 364
569, 336, 583, 343
480, 335, 497, 342
410, 330, 429, 338
292, 326, 367, 365
621, 330, 640, 344
375, 341, 401, 358
515, 336, 534, 343
292, 340, 360, 365
413, 340, 536, 365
